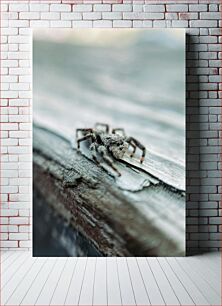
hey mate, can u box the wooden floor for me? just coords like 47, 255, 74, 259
1, 251, 220, 306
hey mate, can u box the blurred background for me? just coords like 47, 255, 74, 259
33, 29, 185, 167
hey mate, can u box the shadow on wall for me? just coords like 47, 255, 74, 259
186, 34, 203, 256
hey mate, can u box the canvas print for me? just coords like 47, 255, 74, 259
33, 29, 185, 257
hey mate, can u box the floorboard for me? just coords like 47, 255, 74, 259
1, 251, 220, 306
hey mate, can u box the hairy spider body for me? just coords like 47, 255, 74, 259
76, 123, 146, 176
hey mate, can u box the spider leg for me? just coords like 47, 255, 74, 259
77, 133, 94, 149
89, 143, 100, 166
76, 128, 93, 140
126, 137, 146, 163
128, 141, 137, 158
95, 123, 109, 133
111, 128, 126, 136
98, 146, 121, 176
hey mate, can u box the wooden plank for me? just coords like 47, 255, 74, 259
5, 258, 46, 305
196, 253, 220, 274
2, 252, 22, 274
0, 251, 14, 264
50, 258, 77, 305
1, 256, 37, 305
65, 257, 87, 305
157, 258, 194, 305
126, 257, 150, 305
176, 257, 220, 305
106, 257, 122, 306
78, 257, 96, 305
147, 258, 179, 305
35, 258, 67, 305
1, 253, 30, 289
117, 257, 136, 305
136, 257, 165, 305
167, 257, 210, 305
20, 258, 56, 305
93, 257, 107, 305
189, 256, 220, 293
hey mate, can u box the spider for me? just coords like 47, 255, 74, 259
76, 123, 146, 177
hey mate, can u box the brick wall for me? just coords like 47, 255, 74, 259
0, 0, 221, 254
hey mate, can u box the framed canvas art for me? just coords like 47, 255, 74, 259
33, 29, 185, 257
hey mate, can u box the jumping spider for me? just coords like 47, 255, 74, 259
76, 123, 146, 177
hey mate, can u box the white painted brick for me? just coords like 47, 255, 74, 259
1, 91, 18, 99
19, 240, 31, 248
200, 12, 221, 20
133, 5, 143, 12
41, 12, 60, 20
179, 12, 198, 20
1, 4, 8, 12
19, 28, 32, 35
83, 12, 101, 20
50, 4, 71, 12
19, 123, 31, 130
30, 20, 50, 28
10, 131, 31, 138
133, 20, 143, 28
93, 20, 112, 27
8, 36, 30, 44
1, 209, 18, 216
1, 233, 9, 240
190, 20, 217, 28
9, 99, 29, 107
0, 218, 8, 225
209, 4, 218, 11
113, 20, 132, 27
74, 4, 92, 12
19, 209, 30, 217
9, 3, 28, 12
9, 108, 19, 115
172, 20, 188, 27
9, 44, 18, 51
8, 156, 21, 163
112, 4, 132, 11
19, 226, 30, 233
61, 12, 82, 20
9, 233, 29, 240
143, 5, 165, 12
189, 4, 207, 12
123, 12, 164, 19
10, 83, 30, 91
9, 68, 31, 75
9, 115, 30, 123
2, 123, 18, 131
50, 21, 72, 27
2, 60, 18, 68
29, 4, 49, 12
72, 20, 93, 28
2, 28, 18, 35
19, 12, 40, 19
1, 139, 18, 146
166, 5, 188, 12
2, 75, 18, 82
102, 12, 122, 20
165, 13, 178, 20
0, 241, 18, 248
94, 4, 111, 11
1, 170, 18, 178
9, 20, 29, 28
8, 146, 30, 154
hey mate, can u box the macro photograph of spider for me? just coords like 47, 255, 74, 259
33, 29, 186, 257
76, 123, 146, 176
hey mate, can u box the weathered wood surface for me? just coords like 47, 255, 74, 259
34, 125, 185, 256
33, 30, 185, 256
